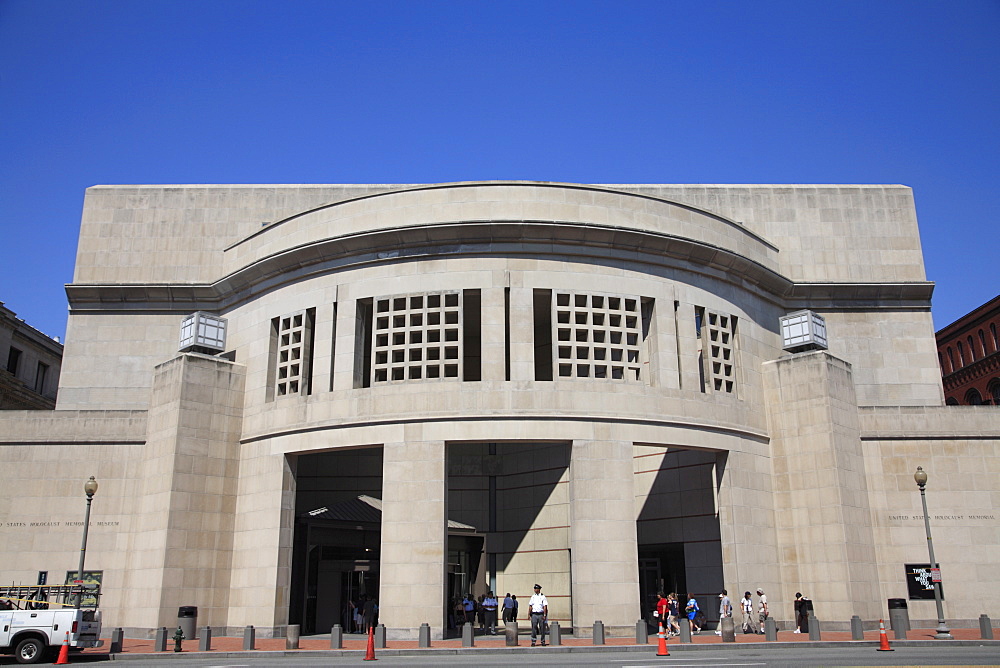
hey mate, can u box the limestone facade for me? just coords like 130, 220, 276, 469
0, 182, 996, 638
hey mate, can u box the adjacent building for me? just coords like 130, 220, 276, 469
1, 301, 62, 410
936, 295, 1000, 405
0, 182, 997, 639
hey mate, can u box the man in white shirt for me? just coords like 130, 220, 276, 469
527, 583, 548, 646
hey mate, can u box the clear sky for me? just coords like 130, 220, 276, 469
1, 0, 997, 342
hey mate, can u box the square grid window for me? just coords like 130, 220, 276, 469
703, 310, 737, 393
553, 291, 643, 381
371, 292, 462, 383
276, 311, 309, 396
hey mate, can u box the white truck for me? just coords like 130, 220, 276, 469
0, 584, 103, 664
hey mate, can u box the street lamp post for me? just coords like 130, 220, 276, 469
913, 466, 952, 639
75, 476, 99, 608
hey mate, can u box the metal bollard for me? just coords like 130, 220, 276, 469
680, 617, 692, 643
198, 626, 212, 651
636, 619, 647, 644
286, 623, 300, 649
807, 615, 821, 641
419, 622, 431, 648
462, 621, 475, 647
764, 617, 777, 641
851, 615, 864, 640
592, 620, 605, 645
549, 620, 561, 646
721, 616, 736, 642
980, 614, 994, 640
505, 621, 518, 646
154, 627, 168, 652
330, 624, 343, 649
375, 624, 386, 648
243, 625, 256, 650
109, 627, 124, 654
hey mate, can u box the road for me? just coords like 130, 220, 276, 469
10, 644, 998, 667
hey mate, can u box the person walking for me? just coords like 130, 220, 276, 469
502, 592, 514, 623
740, 591, 754, 634
685, 593, 701, 633
654, 591, 669, 633
511, 594, 518, 622
756, 588, 768, 634
715, 589, 732, 635
667, 593, 681, 636
527, 583, 549, 646
462, 594, 475, 626
482, 590, 499, 634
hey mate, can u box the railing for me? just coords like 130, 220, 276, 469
0, 583, 102, 610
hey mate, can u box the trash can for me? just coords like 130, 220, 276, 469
177, 606, 198, 640
887, 598, 909, 632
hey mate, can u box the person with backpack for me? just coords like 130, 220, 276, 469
685, 593, 701, 633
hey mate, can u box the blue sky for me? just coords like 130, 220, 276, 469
1, 0, 998, 341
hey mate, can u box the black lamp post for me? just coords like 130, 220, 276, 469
75, 476, 99, 608
913, 466, 952, 639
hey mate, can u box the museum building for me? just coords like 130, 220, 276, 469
0, 182, 997, 639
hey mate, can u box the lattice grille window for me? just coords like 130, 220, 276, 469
273, 309, 314, 398
371, 292, 462, 383
552, 291, 646, 381
702, 310, 737, 394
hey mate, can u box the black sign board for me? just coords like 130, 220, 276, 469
905, 563, 944, 600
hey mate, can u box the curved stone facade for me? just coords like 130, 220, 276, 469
1, 182, 996, 639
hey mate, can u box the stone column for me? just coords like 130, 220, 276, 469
762, 350, 880, 623
479, 286, 507, 381
379, 437, 447, 640
569, 438, 640, 637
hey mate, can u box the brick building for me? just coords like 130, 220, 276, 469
936, 295, 1000, 405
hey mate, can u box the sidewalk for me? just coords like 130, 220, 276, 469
78, 626, 999, 660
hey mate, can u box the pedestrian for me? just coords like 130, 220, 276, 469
654, 591, 668, 633
482, 590, 499, 634
685, 593, 701, 633
756, 588, 768, 634
511, 594, 518, 622
527, 583, 548, 646
463, 594, 475, 626
740, 591, 754, 634
362, 595, 378, 632
794, 592, 809, 634
502, 592, 514, 623
667, 593, 681, 636
715, 589, 732, 635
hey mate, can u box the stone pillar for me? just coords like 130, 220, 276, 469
569, 438, 640, 637
379, 437, 447, 640
120, 354, 245, 632
762, 351, 880, 623
480, 286, 507, 381
507, 286, 535, 381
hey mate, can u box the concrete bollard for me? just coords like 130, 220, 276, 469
636, 619, 647, 644
592, 620, 605, 645
331, 624, 343, 649
549, 620, 561, 646
286, 623, 300, 649
721, 616, 736, 642
419, 622, 431, 648
851, 615, 864, 640
243, 625, 255, 650
807, 615, 821, 641
980, 614, 994, 640
891, 614, 907, 640
109, 628, 123, 654
764, 617, 777, 641
680, 617, 692, 643
154, 627, 168, 652
198, 626, 212, 651
505, 621, 518, 646
375, 624, 386, 648
462, 622, 474, 647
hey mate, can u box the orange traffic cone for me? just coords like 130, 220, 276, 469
876, 619, 893, 651
363, 625, 377, 661
54, 631, 71, 664
656, 620, 669, 656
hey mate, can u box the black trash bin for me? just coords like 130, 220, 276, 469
177, 606, 198, 640
887, 598, 909, 632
